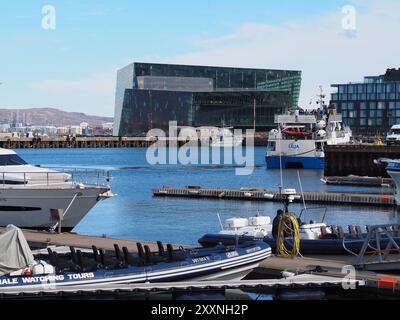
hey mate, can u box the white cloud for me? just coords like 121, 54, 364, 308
29, 72, 116, 116
166, 0, 400, 107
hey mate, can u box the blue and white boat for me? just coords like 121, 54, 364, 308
266, 109, 352, 170
378, 158, 400, 205
0, 225, 271, 294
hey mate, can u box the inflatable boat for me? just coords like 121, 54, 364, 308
0, 225, 271, 293
198, 230, 400, 255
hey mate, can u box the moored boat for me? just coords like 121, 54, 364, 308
0, 148, 113, 231
0, 225, 271, 294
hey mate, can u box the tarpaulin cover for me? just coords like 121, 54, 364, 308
0, 225, 34, 276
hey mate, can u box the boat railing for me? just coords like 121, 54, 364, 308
0, 167, 112, 188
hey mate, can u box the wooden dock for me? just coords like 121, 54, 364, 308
153, 186, 397, 207
0, 228, 191, 252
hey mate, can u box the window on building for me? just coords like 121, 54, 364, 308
377, 102, 385, 110
348, 102, 354, 110
387, 83, 396, 93
370, 110, 376, 117
360, 102, 367, 110
360, 110, 367, 117
368, 118, 376, 126
377, 110, 383, 117
342, 102, 348, 110
360, 118, 367, 126
389, 102, 396, 109
369, 102, 377, 109
339, 85, 347, 94
367, 84, 375, 93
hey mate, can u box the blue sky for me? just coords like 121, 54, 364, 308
0, 0, 398, 116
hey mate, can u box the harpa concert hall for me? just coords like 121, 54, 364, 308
113, 62, 302, 136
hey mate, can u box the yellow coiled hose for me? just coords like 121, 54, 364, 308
276, 213, 300, 257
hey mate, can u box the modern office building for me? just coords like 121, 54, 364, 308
113, 62, 302, 136
331, 68, 400, 135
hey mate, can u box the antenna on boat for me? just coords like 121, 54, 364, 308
297, 170, 307, 215
217, 212, 224, 231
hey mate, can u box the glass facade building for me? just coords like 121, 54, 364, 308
331, 69, 400, 134
114, 62, 301, 136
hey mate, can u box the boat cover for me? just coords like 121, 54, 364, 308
0, 225, 34, 276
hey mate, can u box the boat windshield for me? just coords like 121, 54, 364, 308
0, 154, 28, 166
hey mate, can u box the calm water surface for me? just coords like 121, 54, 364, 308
17, 148, 400, 245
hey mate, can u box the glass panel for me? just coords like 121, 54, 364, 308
338, 85, 347, 94
377, 101, 385, 110
367, 84, 375, 93
360, 102, 367, 110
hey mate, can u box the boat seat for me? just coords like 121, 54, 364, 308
320, 226, 328, 239
348, 225, 355, 235
331, 225, 338, 237
336, 226, 344, 239
166, 244, 186, 262
137, 242, 145, 259
354, 226, 363, 239
157, 241, 165, 256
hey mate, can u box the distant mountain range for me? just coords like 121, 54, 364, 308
0, 108, 113, 127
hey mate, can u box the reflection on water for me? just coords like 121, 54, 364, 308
17, 148, 399, 245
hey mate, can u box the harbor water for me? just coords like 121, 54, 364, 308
18, 147, 400, 245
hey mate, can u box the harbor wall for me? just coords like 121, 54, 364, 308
0, 137, 268, 149
324, 145, 400, 178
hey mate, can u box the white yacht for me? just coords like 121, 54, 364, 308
0, 148, 113, 231
198, 127, 243, 147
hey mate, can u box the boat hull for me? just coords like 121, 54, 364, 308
198, 233, 400, 255
266, 155, 324, 170
0, 186, 110, 231
0, 242, 271, 294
